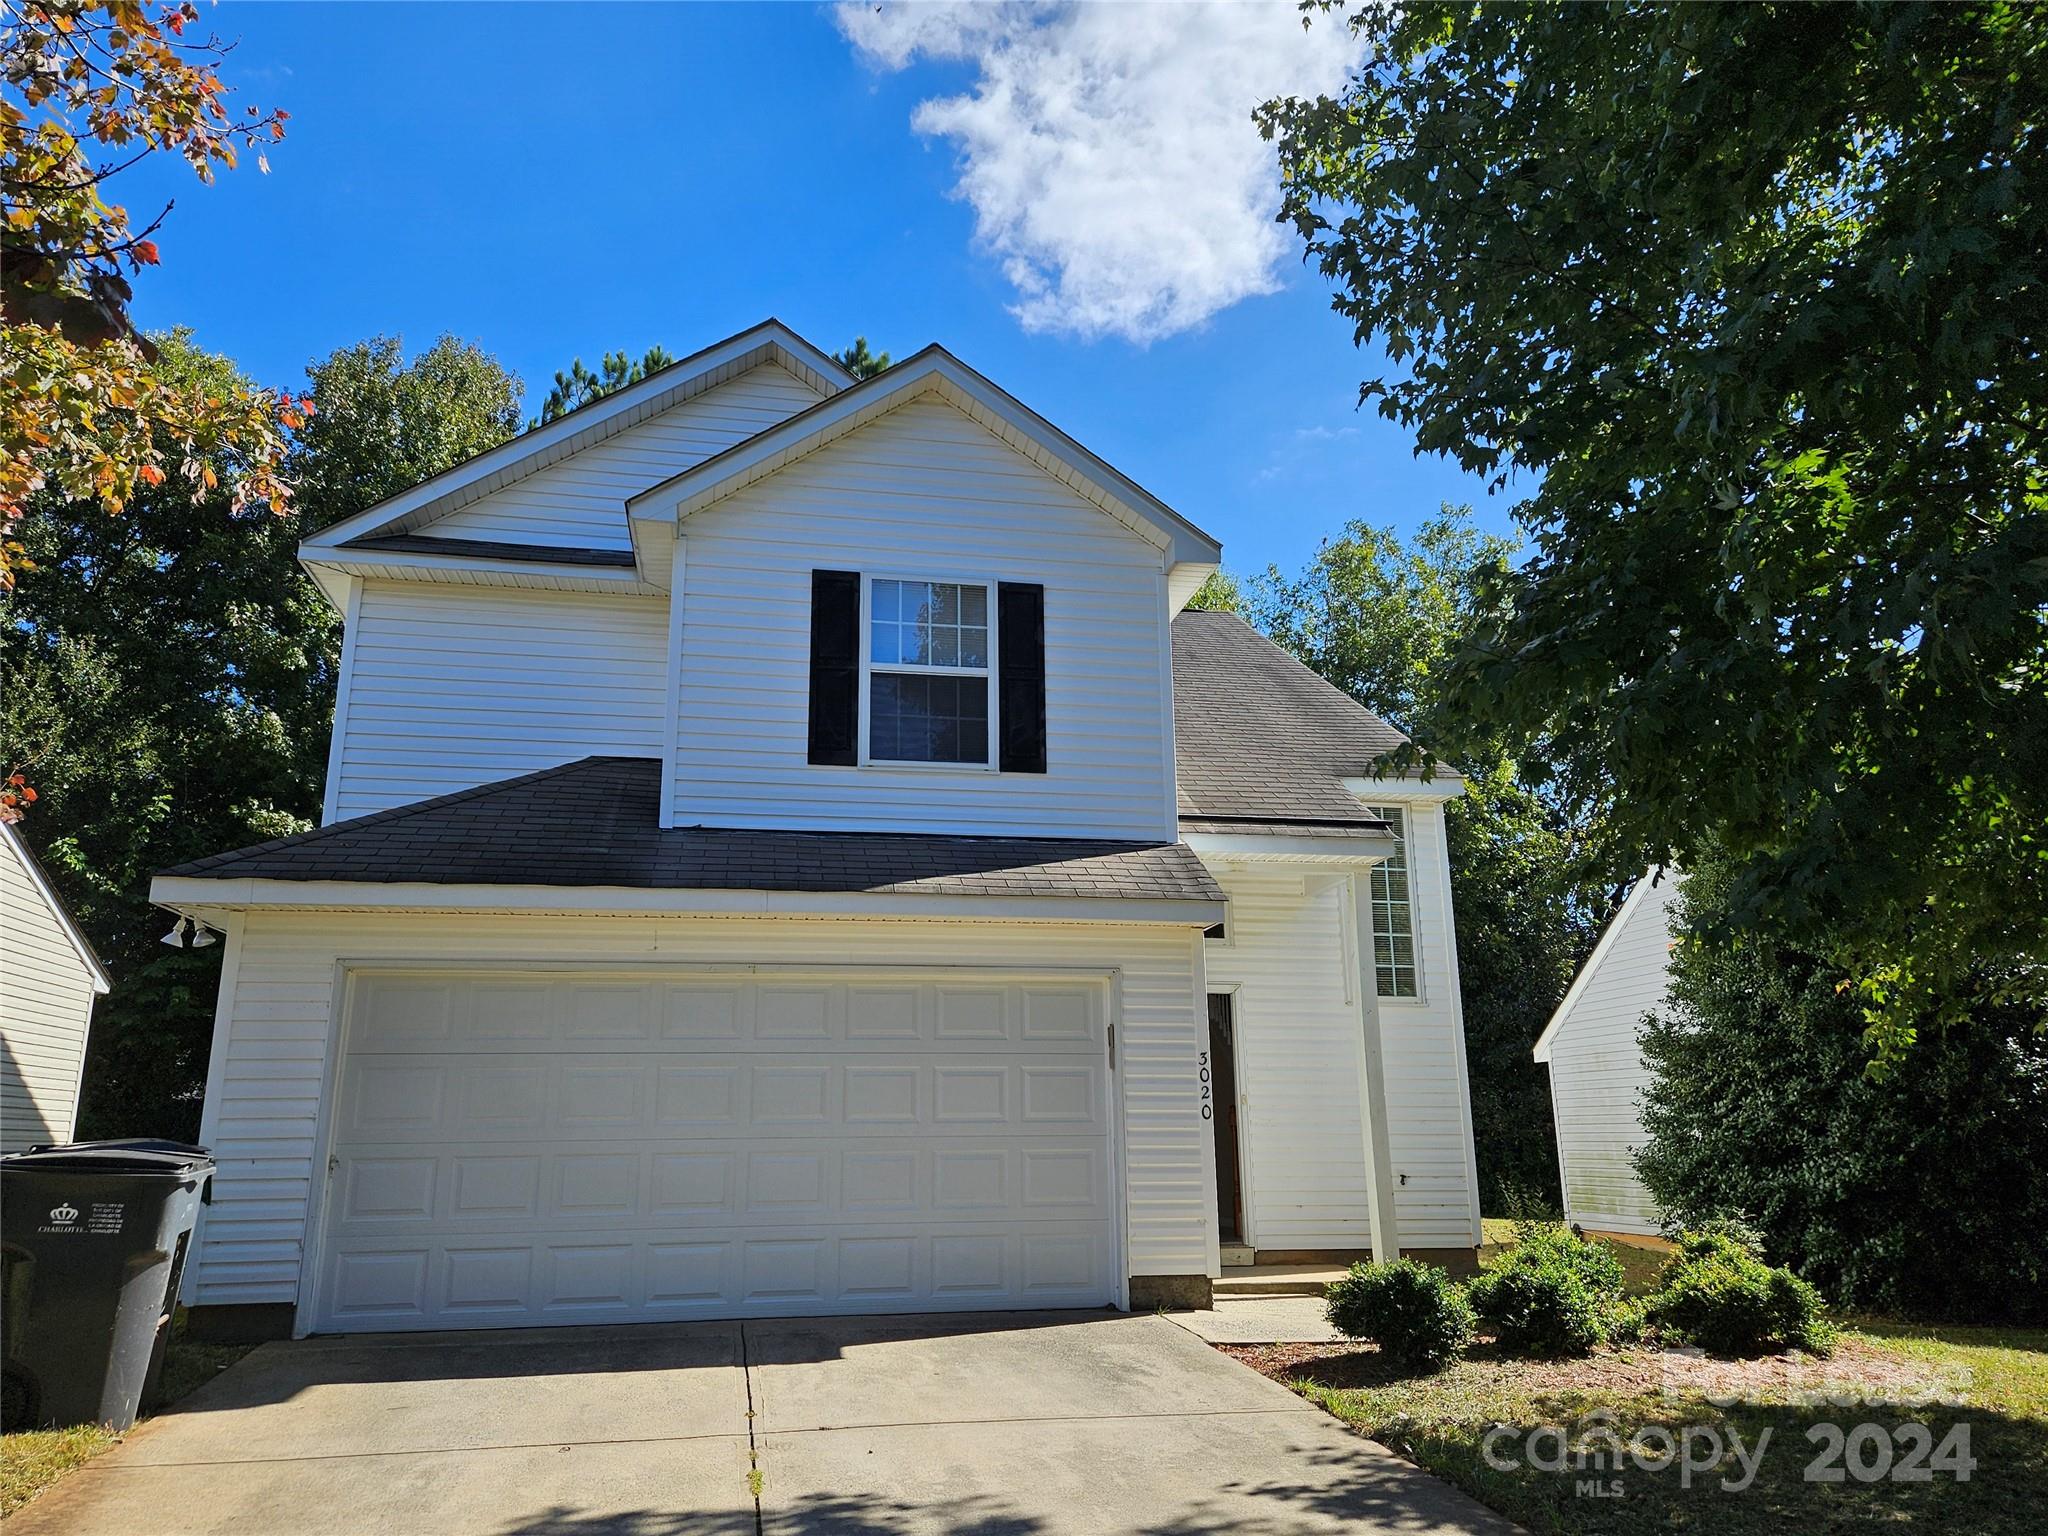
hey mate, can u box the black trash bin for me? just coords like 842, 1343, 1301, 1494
1, 1139, 214, 1431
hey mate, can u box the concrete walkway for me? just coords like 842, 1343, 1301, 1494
1167, 1294, 1345, 1344
9, 1311, 1515, 1536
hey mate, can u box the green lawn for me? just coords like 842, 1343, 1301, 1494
1228, 1228, 2048, 1535
1, 1326, 253, 1516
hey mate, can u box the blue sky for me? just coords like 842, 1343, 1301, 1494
124, 2, 1515, 579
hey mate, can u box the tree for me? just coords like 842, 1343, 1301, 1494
0, 330, 524, 1138
1185, 570, 1242, 611
1247, 508, 1623, 1210
834, 335, 891, 379
534, 345, 675, 427
292, 335, 523, 529
2, 2, 302, 590
1637, 859, 2048, 1324
1260, 3, 2048, 1060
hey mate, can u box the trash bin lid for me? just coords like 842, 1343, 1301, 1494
0, 1139, 214, 1176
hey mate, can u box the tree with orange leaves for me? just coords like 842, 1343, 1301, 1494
2, 1, 308, 596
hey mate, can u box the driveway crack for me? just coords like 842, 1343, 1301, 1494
740, 1321, 763, 1536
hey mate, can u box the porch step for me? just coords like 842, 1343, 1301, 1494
1216, 1264, 1349, 1297
1218, 1243, 1255, 1267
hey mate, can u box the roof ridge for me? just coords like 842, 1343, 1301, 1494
160, 756, 650, 878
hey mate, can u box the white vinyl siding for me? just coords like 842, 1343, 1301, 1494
1202, 870, 1370, 1250
669, 399, 1174, 839
184, 911, 1212, 1319
0, 834, 99, 1151
1376, 800, 1482, 1247
1199, 797, 1480, 1253
1543, 876, 1678, 1236
418, 364, 824, 551
326, 582, 669, 822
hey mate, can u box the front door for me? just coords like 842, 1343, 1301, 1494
1207, 993, 1243, 1244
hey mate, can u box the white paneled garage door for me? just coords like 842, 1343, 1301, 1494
312, 969, 1117, 1332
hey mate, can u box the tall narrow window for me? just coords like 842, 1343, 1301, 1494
865, 577, 993, 766
1366, 805, 1419, 998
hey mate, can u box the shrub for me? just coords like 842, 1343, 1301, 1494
1636, 860, 2048, 1324
1324, 1259, 1475, 1372
1468, 1223, 1627, 1357
1645, 1229, 1837, 1356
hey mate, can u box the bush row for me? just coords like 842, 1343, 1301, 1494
1322, 1221, 1835, 1373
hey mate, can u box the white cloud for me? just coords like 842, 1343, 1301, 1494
838, 2, 1361, 344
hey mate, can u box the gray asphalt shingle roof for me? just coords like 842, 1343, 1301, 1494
161, 757, 1222, 903
1171, 610, 1415, 826
341, 533, 638, 568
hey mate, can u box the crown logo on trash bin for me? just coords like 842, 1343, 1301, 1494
49, 1203, 78, 1223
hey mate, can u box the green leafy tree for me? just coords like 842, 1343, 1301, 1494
292, 335, 523, 529
1637, 859, 2048, 1324
1248, 508, 1622, 1210
1260, 2, 2048, 1059
534, 345, 675, 427
0, 330, 523, 1137
1185, 570, 1242, 612
834, 335, 891, 380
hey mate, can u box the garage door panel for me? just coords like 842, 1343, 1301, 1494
346, 975, 1102, 1054
319, 971, 1115, 1332
343, 1055, 1109, 1143
321, 1221, 1113, 1329
326, 1136, 1112, 1237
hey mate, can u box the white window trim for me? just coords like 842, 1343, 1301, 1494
857, 570, 1002, 773
1365, 802, 1425, 1005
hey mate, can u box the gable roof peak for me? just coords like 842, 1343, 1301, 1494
302, 319, 854, 559
625, 343, 1221, 575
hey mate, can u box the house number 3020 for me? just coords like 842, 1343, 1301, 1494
1197, 1050, 1212, 1120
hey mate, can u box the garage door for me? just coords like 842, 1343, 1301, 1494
313, 969, 1117, 1332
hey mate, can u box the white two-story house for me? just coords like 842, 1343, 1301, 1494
151, 322, 1481, 1340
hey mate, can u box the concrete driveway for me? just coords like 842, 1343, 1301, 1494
9, 1311, 1515, 1536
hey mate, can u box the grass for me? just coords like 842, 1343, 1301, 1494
0, 1424, 119, 1517
0, 1322, 253, 1517
1229, 1223, 2048, 1534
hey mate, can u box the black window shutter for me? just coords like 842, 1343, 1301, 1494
997, 582, 1047, 774
808, 569, 860, 766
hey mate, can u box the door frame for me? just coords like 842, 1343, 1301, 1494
297, 959, 1129, 1338
1205, 983, 1253, 1251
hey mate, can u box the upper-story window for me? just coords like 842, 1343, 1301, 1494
1365, 804, 1419, 998
864, 577, 994, 767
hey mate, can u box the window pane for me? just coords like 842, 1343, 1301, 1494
866, 581, 988, 673
1365, 806, 1418, 998
870, 674, 991, 764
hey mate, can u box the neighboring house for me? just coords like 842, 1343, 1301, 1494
1, 822, 111, 1152
1531, 869, 1680, 1237
150, 321, 1482, 1340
